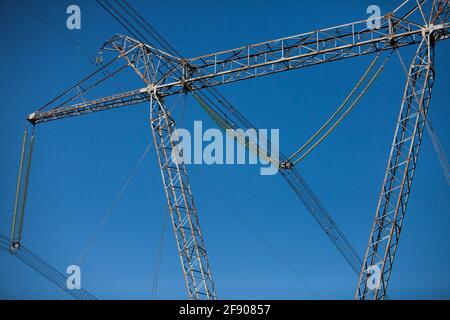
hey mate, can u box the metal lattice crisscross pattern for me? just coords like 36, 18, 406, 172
150, 96, 216, 299
10, 0, 449, 300
356, 34, 435, 300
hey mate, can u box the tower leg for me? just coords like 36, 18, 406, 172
356, 34, 435, 300
149, 94, 216, 300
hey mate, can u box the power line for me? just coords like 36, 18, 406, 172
151, 209, 169, 300
76, 141, 154, 266
23, 0, 150, 120
0, 235, 96, 300
286, 49, 393, 165
190, 166, 323, 299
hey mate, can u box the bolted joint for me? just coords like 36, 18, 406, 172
180, 59, 196, 92
144, 84, 161, 98
280, 161, 294, 170
27, 112, 37, 125
9, 241, 21, 253
421, 24, 445, 37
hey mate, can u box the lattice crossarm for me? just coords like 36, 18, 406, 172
27, 88, 150, 124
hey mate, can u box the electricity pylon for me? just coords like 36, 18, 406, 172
10, 0, 449, 299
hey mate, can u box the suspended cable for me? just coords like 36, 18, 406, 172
287, 49, 385, 163
151, 209, 169, 300
22, 0, 150, 121
179, 93, 187, 127
287, 49, 393, 166
426, 119, 450, 185
73, 94, 180, 291
103, 0, 281, 169
105, 0, 263, 145
56, 64, 128, 110
0, 234, 96, 300
97, 0, 145, 44
190, 166, 323, 299
96, 0, 178, 89
111, 0, 258, 136
280, 167, 363, 274
15, 249, 95, 300
114, 0, 180, 57
191, 90, 279, 166
76, 141, 153, 265
36, 55, 124, 112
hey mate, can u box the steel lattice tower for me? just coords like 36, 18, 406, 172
8, 0, 449, 299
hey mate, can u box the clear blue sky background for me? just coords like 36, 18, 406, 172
0, 0, 449, 299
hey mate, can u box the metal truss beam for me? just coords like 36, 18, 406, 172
29, 1, 449, 125
28, 88, 150, 124
105, 2, 449, 97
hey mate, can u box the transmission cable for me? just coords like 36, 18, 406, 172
76, 141, 153, 265
0, 234, 96, 300
189, 166, 323, 299
115, 0, 181, 57
23, 0, 149, 119
287, 49, 393, 165
150, 209, 169, 300
426, 119, 450, 185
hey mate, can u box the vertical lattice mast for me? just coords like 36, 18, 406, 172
149, 94, 216, 299
356, 32, 435, 300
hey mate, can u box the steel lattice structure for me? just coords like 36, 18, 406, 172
8, 0, 449, 299
150, 95, 216, 299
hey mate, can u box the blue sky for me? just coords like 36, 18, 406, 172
0, 0, 449, 299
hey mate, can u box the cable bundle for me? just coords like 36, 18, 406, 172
0, 234, 96, 300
